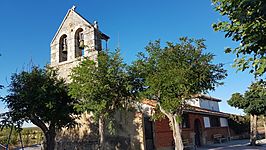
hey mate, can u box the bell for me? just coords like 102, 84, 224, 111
62, 38, 68, 52
79, 40, 84, 48
62, 45, 67, 52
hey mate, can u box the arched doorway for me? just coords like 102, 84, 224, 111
194, 119, 202, 147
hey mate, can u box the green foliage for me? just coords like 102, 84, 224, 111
227, 93, 247, 109
69, 49, 132, 130
228, 81, 266, 115
1, 66, 78, 149
212, 0, 266, 76
130, 37, 227, 115
21, 127, 43, 146
0, 127, 17, 146
0, 111, 24, 145
228, 114, 250, 134
130, 38, 226, 149
0, 127, 43, 147
151, 106, 166, 121
2, 66, 77, 128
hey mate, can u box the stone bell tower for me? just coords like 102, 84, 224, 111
49, 7, 110, 148
50, 6, 109, 80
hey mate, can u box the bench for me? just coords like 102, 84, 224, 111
183, 139, 195, 150
213, 134, 227, 143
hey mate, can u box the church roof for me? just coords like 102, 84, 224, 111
50, 6, 109, 45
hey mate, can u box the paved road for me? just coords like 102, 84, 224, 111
198, 139, 266, 150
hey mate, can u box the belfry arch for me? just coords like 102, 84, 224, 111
75, 28, 84, 57
59, 34, 68, 62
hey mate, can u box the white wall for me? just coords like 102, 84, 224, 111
186, 98, 200, 107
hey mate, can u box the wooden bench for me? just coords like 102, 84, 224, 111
213, 134, 227, 143
183, 139, 195, 150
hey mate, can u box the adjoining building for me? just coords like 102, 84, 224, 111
50, 6, 230, 150
141, 94, 230, 150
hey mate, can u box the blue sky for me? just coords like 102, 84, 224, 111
0, 0, 254, 120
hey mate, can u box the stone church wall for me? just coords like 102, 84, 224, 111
55, 110, 145, 150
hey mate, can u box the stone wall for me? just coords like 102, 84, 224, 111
55, 110, 145, 150
50, 8, 100, 81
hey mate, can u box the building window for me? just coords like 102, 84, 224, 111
210, 116, 220, 127
182, 113, 190, 128
220, 118, 228, 127
59, 34, 68, 62
203, 117, 210, 128
75, 28, 84, 57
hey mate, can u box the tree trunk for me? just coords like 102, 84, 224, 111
171, 115, 184, 150
30, 116, 56, 150
99, 116, 105, 150
7, 125, 13, 145
19, 131, 24, 150
250, 114, 257, 146
44, 129, 56, 150
158, 104, 183, 150
263, 115, 266, 139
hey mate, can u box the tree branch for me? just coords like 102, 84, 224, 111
158, 102, 171, 119
30, 115, 48, 133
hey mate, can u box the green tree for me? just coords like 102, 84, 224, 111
69, 50, 132, 150
130, 38, 226, 150
0, 113, 21, 148
1, 66, 78, 150
212, 0, 266, 76
228, 114, 250, 135
228, 81, 266, 145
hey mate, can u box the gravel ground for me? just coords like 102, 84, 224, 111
197, 139, 266, 150
15, 139, 266, 150
16, 144, 41, 150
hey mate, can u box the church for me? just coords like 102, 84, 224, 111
50, 6, 230, 150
